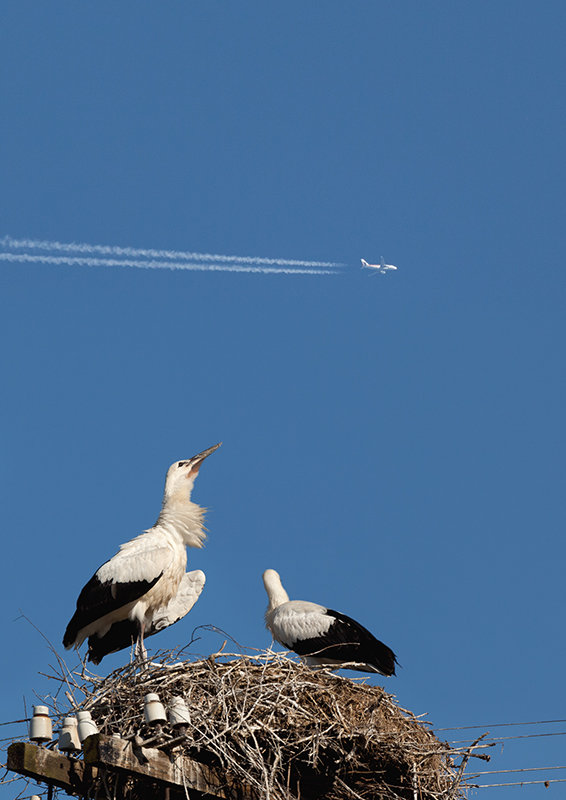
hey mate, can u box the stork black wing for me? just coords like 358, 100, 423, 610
62, 569, 161, 648
291, 609, 397, 676
86, 601, 179, 664
87, 570, 205, 663
87, 618, 139, 664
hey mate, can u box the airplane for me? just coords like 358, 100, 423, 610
361, 257, 398, 274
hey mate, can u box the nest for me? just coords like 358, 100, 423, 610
41, 647, 472, 800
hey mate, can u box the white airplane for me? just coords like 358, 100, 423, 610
361, 257, 398, 274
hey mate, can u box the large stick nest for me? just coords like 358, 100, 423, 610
50, 647, 469, 800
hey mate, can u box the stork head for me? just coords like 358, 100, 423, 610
163, 442, 222, 505
263, 569, 290, 610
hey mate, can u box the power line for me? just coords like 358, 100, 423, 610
469, 778, 566, 788
0, 719, 30, 727
450, 730, 566, 744
469, 765, 566, 776
437, 718, 566, 731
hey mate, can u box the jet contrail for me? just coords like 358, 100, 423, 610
1, 235, 341, 270
0, 251, 335, 276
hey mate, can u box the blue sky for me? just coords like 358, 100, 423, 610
1, 2, 565, 797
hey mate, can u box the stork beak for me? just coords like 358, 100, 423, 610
188, 442, 222, 474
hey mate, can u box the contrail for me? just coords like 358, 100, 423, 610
0, 251, 335, 276
1, 235, 341, 270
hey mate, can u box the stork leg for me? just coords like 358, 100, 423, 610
135, 620, 148, 663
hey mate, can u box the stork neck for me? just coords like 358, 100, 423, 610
266, 583, 290, 611
156, 501, 206, 548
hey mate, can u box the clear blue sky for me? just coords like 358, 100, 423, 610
1, 3, 565, 797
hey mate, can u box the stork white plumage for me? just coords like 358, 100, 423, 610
63, 444, 221, 663
262, 569, 397, 676
86, 569, 206, 664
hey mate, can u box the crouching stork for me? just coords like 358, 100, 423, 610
262, 569, 397, 676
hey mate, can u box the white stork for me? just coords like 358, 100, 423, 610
63, 444, 221, 662
262, 569, 397, 676
86, 569, 205, 664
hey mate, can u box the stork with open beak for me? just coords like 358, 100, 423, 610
63, 443, 221, 663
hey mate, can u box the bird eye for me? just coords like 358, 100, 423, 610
178, 461, 188, 468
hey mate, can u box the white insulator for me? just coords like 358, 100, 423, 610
58, 716, 81, 752
30, 706, 52, 744
143, 692, 167, 725
168, 696, 190, 729
77, 710, 99, 743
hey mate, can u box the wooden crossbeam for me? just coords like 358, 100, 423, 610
7, 736, 255, 800
84, 733, 252, 799
7, 741, 96, 796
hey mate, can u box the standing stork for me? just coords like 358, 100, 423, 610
63, 443, 221, 662
262, 569, 397, 676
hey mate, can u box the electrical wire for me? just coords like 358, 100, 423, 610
469, 778, 566, 788
468, 765, 566, 776
436, 718, 566, 731
450, 730, 566, 744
